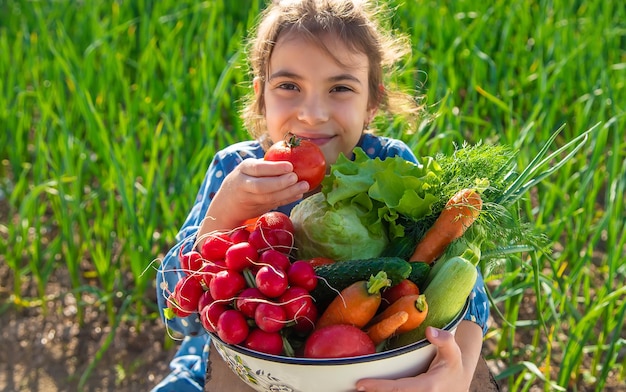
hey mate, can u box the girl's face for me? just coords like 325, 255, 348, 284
256, 32, 376, 167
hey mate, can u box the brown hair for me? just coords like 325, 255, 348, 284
241, 0, 422, 145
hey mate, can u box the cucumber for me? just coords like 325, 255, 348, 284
389, 255, 478, 348
407, 261, 430, 291
311, 257, 411, 307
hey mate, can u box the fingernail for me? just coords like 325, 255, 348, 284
287, 173, 298, 183
357, 387, 365, 392
429, 326, 438, 337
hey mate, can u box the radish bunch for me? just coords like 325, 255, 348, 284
165, 212, 319, 356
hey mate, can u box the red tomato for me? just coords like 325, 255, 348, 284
303, 324, 376, 358
265, 134, 326, 189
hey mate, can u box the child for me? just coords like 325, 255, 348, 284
153, 1, 489, 391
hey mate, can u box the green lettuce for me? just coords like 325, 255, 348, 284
290, 148, 442, 261
322, 148, 441, 239
290, 192, 388, 261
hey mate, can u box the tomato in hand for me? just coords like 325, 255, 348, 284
265, 134, 326, 189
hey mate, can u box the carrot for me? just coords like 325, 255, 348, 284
315, 271, 391, 330
243, 216, 259, 232
380, 279, 420, 311
410, 188, 483, 264
366, 311, 409, 345
369, 294, 428, 334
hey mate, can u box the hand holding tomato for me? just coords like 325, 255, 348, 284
265, 134, 327, 190
202, 158, 306, 226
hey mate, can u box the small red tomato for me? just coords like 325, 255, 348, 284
265, 134, 326, 189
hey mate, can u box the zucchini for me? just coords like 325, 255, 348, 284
407, 261, 430, 291
389, 255, 478, 348
311, 257, 411, 307
424, 237, 481, 287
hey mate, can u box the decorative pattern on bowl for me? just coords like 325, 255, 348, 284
209, 298, 469, 392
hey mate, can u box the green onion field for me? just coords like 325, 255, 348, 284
1, 0, 624, 391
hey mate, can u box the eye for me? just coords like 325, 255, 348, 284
278, 82, 299, 91
330, 85, 354, 93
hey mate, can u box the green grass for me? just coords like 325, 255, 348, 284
1, 0, 624, 390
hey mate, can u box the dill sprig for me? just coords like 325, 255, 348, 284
385, 123, 598, 267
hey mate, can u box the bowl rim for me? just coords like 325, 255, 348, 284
209, 297, 469, 365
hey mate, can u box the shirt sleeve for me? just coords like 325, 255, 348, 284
155, 148, 251, 336
462, 269, 490, 335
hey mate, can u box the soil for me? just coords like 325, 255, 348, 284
0, 264, 604, 392
0, 262, 179, 392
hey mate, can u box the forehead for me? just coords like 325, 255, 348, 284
270, 30, 369, 74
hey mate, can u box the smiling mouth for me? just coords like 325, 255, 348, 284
298, 135, 334, 146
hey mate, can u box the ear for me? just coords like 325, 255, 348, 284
366, 105, 378, 124
253, 77, 262, 97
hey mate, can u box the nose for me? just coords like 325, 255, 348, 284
297, 92, 329, 125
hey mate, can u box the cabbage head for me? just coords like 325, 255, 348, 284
290, 192, 388, 261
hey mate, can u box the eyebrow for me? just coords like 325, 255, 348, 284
268, 70, 363, 85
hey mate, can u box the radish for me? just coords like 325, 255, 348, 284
243, 328, 284, 356
201, 232, 233, 261
292, 302, 318, 334
193, 259, 227, 287
180, 249, 204, 274
248, 227, 279, 251
287, 260, 317, 291
255, 265, 288, 298
258, 249, 291, 273
229, 228, 250, 244
209, 269, 246, 300
173, 275, 204, 313
235, 287, 266, 318
197, 290, 214, 313
254, 211, 294, 234
166, 292, 193, 318
224, 241, 258, 271
254, 302, 286, 333
217, 309, 249, 344
200, 301, 228, 333
249, 227, 294, 253
278, 286, 314, 320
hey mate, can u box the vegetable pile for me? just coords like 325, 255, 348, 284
163, 129, 590, 359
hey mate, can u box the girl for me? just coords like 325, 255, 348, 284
153, 1, 489, 391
